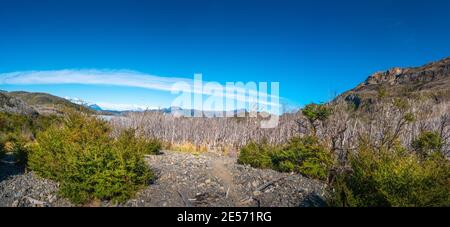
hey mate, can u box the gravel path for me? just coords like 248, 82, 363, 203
0, 151, 327, 207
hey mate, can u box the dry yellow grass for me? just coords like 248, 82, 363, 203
168, 142, 208, 155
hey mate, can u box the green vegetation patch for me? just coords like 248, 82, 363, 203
329, 136, 450, 207
238, 136, 333, 180
28, 111, 158, 204
0, 112, 61, 165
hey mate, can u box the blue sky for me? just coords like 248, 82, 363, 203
1, 0, 450, 111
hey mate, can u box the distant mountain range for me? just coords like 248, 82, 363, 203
87, 104, 103, 111
65, 96, 250, 117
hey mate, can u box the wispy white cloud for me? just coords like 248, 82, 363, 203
0, 69, 282, 111
0, 69, 190, 92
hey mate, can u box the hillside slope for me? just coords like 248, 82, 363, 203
338, 57, 450, 108
0, 91, 38, 116
5, 91, 93, 115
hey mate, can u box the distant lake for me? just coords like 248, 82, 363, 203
97, 115, 122, 121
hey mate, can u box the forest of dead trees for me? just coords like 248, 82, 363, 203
110, 96, 450, 159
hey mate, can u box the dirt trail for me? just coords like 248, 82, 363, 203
211, 159, 239, 205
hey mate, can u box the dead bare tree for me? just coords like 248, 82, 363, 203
107, 96, 449, 157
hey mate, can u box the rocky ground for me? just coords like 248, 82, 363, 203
0, 153, 71, 207
0, 151, 327, 207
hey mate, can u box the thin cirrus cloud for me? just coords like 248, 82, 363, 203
0, 69, 282, 109
0, 69, 190, 92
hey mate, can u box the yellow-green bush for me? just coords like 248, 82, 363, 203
238, 136, 333, 180
116, 129, 162, 155
272, 136, 333, 180
145, 138, 163, 155
0, 112, 61, 165
0, 112, 32, 135
28, 112, 156, 204
0, 133, 31, 166
412, 131, 443, 159
329, 143, 450, 207
238, 141, 275, 169
9, 136, 31, 166
0, 112, 60, 138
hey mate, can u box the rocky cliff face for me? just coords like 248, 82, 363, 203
339, 57, 450, 106
359, 57, 449, 87
3, 91, 93, 115
0, 91, 38, 116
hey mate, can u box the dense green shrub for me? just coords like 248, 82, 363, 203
238, 136, 333, 180
0, 111, 60, 135
329, 144, 450, 207
0, 133, 31, 166
114, 129, 162, 155
301, 103, 332, 136
8, 135, 31, 166
272, 136, 333, 180
142, 138, 162, 155
0, 112, 30, 132
302, 104, 332, 122
0, 112, 61, 164
412, 131, 442, 159
28, 112, 156, 204
238, 141, 275, 169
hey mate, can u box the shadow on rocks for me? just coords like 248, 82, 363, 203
0, 153, 26, 182
298, 192, 328, 207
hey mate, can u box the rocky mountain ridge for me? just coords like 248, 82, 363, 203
0, 91, 38, 116
338, 56, 450, 107
360, 57, 449, 87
